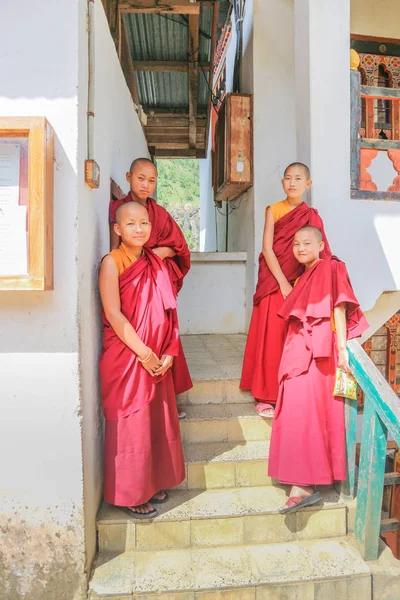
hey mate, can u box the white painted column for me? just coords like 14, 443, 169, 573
294, 0, 350, 218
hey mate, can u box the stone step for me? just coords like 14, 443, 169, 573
88, 536, 371, 599
180, 403, 272, 444
181, 440, 271, 490
97, 486, 347, 553
178, 378, 252, 406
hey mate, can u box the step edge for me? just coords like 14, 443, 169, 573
97, 502, 346, 526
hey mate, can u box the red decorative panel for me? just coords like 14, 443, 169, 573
359, 148, 378, 190
388, 149, 400, 192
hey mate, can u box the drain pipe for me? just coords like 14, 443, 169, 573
85, 0, 100, 188
88, 0, 95, 162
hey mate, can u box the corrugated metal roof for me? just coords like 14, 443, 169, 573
125, 13, 188, 62
136, 71, 189, 109
123, 5, 215, 112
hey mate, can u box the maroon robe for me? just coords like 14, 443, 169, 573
240, 202, 332, 403
100, 248, 185, 506
268, 257, 368, 486
110, 193, 192, 396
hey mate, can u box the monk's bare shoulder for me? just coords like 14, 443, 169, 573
99, 254, 119, 278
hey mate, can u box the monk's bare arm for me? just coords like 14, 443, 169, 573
334, 302, 351, 372
262, 208, 292, 298
99, 256, 162, 375
153, 247, 176, 260
110, 222, 120, 251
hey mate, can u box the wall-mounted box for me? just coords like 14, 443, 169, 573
213, 93, 253, 202
0, 117, 54, 291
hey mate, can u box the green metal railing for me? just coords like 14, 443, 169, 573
343, 339, 400, 560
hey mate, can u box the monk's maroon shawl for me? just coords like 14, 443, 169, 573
277, 257, 369, 382
100, 248, 180, 420
253, 203, 332, 306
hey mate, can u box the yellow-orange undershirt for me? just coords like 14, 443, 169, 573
266, 199, 292, 222
109, 242, 139, 275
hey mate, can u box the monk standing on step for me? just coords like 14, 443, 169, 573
110, 157, 192, 417
99, 201, 185, 518
268, 226, 368, 512
240, 163, 331, 417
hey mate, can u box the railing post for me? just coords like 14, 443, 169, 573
354, 396, 388, 560
341, 397, 358, 500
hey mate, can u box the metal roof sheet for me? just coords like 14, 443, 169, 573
123, 5, 216, 111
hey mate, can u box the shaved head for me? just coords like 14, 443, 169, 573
129, 157, 157, 175
115, 200, 149, 225
295, 226, 323, 242
284, 162, 311, 180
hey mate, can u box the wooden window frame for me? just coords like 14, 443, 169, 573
0, 117, 54, 291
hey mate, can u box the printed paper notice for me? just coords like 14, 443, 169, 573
0, 206, 28, 275
0, 143, 20, 209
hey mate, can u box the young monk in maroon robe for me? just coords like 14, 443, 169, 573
99, 201, 185, 518
110, 157, 192, 417
268, 226, 368, 513
240, 163, 331, 417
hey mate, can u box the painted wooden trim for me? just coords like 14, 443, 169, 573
361, 139, 400, 150
354, 397, 388, 560
365, 98, 375, 138
384, 473, 400, 486
351, 190, 400, 201
351, 37, 400, 58
350, 70, 361, 190
380, 518, 400, 533
0, 117, 54, 291
361, 86, 400, 100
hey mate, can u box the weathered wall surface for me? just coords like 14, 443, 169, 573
77, 0, 149, 577
0, 1, 86, 598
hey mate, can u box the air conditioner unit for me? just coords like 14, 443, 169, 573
213, 93, 253, 202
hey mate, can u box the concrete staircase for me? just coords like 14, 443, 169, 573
88, 335, 372, 599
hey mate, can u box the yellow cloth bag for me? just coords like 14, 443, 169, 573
333, 368, 358, 400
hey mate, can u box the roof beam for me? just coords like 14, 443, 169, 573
205, 2, 218, 154
119, 1, 201, 14
188, 12, 199, 148
133, 60, 211, 72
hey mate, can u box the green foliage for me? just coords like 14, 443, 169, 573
157, 159, 200, 207
157, 159, 200, 251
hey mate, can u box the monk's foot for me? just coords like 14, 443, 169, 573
279, 487, 321, 514
150, 490, 169, 504
178, 408, 187, 419
290, 485, 315, 498
123, 502, 158, 519
253, 401, 275, 418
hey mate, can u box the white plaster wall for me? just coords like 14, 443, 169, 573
178, 254, 247, 334
351, 0, 400, 38
295, 0, 400, 314
228, 0, 296, 327
0, 1, 87, 598
77, 0, 150, 573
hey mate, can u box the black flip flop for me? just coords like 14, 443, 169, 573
279, 491, 321, 514
150, 490, 169, 504
121, 505, 158, 520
